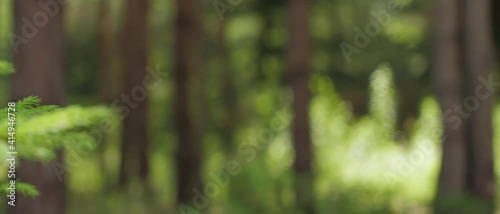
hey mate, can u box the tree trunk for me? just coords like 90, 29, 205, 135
434, 0, 496, 212
97, 0, 115, 189
98, 0, 115, 103
10, 1, 66, 214
464, 0, 495, 210
216, 20, 237, 153
256, 0, 273, 81
433, 0, 467, 211
493, 0, 500, 53
118, 0, 150, 186
287, 0, 315, 213
174, 0, 204, 205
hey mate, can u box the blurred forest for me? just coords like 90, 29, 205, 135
0, 0, 499, 213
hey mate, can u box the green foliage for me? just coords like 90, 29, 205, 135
0, 61, 14, 76
0, 97, 113, 160
0, 96, 113, 196
0, 60, 114, 199
0, 96, 58, 121
16, 182, 40, 197
435, 194, 495, 214
0, 182, 40, 197
12, 106, 110, 159
318, 186, 394, 214
369, 63, 397, 133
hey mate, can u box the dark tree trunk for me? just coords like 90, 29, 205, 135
396, 79, 421, 135
97, 0, 115, 189
118, 0, 150, 186
433, 0, 467, 211
464, 0, 495, 210
174, 0, 204, 205
493, 0, 500, 54
256, 0, 273, 80
216, 20, 237, 153
98, 0, 115, 103
433, 0, 466, 193
287, 0, 315, 213
434, 0, 496, 212
10, 1, 66, 214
